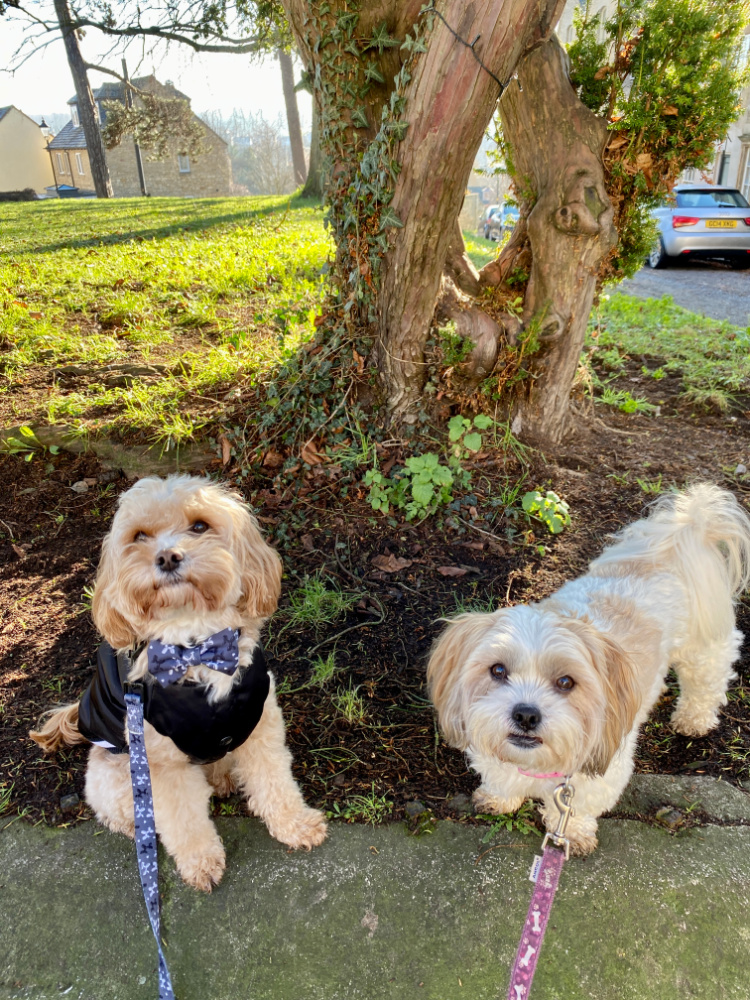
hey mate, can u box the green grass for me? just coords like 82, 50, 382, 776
589, 293, 750, 412
332, 683, 368, 724
275, 573, 362, 638
462, 230, 498, 270
1, 194, 330, 443
327, 783, 393, 824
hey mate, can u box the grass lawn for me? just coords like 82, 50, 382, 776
3, 201, 748, 453
1, 194, 330, 446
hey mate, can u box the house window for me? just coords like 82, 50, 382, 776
56, 152, 66, 174
718, 153, 731, 186
178, 153, 191, 173
71, 105, 79, 127
75, 152, 84, 175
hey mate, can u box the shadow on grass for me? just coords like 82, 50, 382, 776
11, 194, 323, 256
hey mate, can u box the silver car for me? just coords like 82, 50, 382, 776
649, 184, 750, 269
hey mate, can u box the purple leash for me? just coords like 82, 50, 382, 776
507, 778, 574, 1000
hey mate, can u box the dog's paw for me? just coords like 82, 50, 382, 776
268, 806, 328, 850
177, 843, 226, 892
568, 830, 599, 857
472, 787, 525, 816
209, 771, 236, 798
670, 704, 719, 737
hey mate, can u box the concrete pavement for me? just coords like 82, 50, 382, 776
2, 776, 750, 1000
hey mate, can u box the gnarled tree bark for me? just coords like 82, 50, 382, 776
376, 0, 564, 418
487, 36, 617, 444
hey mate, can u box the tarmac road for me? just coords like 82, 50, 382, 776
618, 260, 750, 327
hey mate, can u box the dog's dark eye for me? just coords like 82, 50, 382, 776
556, 676, 575, 691
133, 530, 148, 542
489, 663, 508, 681
189, 520, 210, 534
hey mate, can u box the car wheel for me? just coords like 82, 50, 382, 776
730, 257, 750, 270
647, 238, 669, 269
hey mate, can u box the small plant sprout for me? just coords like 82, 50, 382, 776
327, 783, 393, 824
333, 683, 368, 724
309, 652, 337, 687
522, 490, 571, 535
0, 425, 59, 462
364, 413, 494, 521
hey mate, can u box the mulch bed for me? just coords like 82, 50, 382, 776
1, 386, 749, 829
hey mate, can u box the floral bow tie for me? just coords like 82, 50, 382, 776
146, 628, 240, 687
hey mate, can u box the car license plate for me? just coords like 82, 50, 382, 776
706, 220, 737, 228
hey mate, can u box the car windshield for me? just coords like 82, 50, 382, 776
504, 207, 519, 218
676, 190, 749, 209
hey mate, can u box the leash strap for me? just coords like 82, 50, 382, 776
125, 690, 176, 1000
506, 777, 574, 999
506, 844, 565, 999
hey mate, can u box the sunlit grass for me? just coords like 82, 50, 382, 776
1, 194, 330, 442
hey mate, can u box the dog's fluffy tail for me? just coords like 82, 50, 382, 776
594, 483, 750, 643
29, 703, 86, 753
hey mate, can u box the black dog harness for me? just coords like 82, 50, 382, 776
78, 638, 270, 764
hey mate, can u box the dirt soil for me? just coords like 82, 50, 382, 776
1, 380, 749, 830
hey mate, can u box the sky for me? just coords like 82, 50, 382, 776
0, 14, 312, 130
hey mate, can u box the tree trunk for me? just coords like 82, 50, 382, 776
53, 0, 113, 198
494, 36, 617, 444
278, 48, 307, 187
301, 98, 322, 199
377, 0, 564, 418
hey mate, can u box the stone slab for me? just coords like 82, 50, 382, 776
614, 774, 750, 822
2, 816, 750, 1000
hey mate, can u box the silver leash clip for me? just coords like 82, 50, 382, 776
541, 778, 575, 859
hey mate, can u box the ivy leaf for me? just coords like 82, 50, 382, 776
367, 21, 401, 53
364, 60, 386, 85
473, 414, 493, 429
379, 206, 403, 231
386, 121, 410, 141
352, 107, 369, 129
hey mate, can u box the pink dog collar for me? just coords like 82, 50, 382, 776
517, 768, 566, 779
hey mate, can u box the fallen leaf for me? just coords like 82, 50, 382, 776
301, 440, 326, 466
371, 553, 413, 573
662, 105, 678, 115
635, 152, 653, 170
11, 544, 26, 560
437, 566, 468, 577
12, 300, 27, 309
353, 347, 365, 375
593, 64, 612, 80
300, 533, 315, 551
113, 278, 125, 289
219, 435, 231, 466
29, 311, 43, 320
608, 135, 628, 151
262, 449, 284, 469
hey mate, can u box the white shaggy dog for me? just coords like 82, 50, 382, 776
31, 475, 327, 890
427, 484, 750, 855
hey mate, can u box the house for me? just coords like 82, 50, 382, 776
47, 76, 232, 198
0, 106, 55, 194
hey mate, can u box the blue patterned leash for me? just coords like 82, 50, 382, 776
125, 686, 176, 1000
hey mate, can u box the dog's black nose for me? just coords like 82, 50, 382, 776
155, 548, 183, 573
512, 704, 542, 731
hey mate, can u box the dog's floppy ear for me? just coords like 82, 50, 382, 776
427, 611, 501, 750
91, 534, 138, 649
561, 616, 642, 776
232, 504, 282, 620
